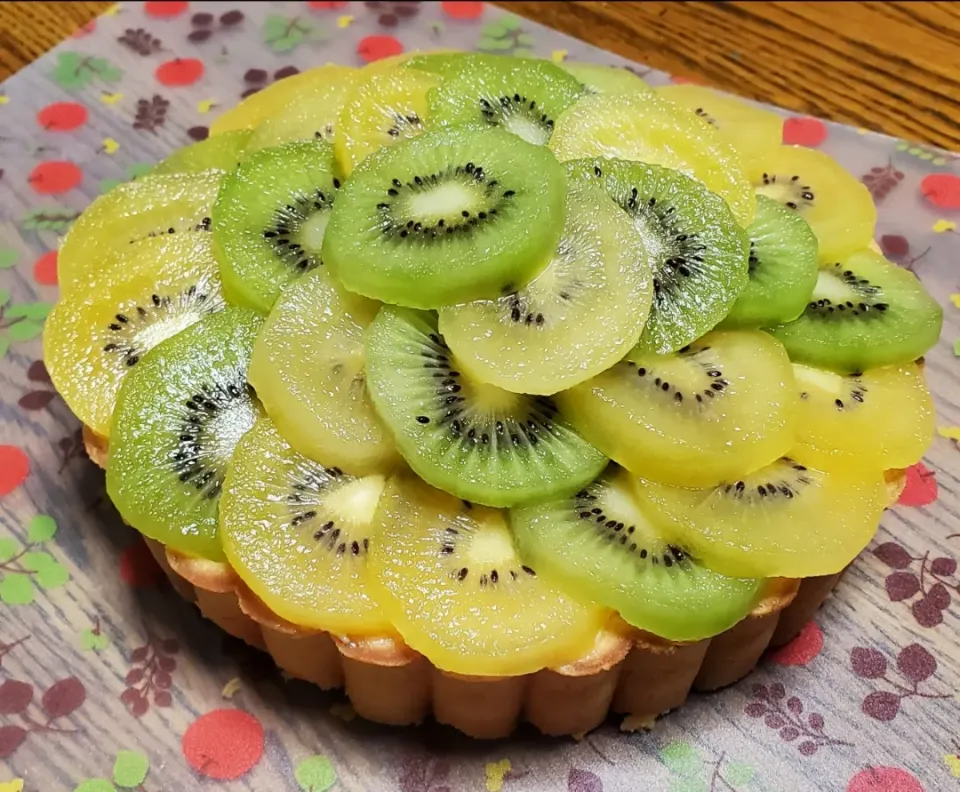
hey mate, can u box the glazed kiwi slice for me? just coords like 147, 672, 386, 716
511, 465, 762, 641
249, 267, 398, 475
44, 234, 225, 437
566, 158, 749, 354
792, 361, 934, 472
560, 63, 652, 95
429, 56, 583, 146
324, 125, 566, 308
58, 171, 220, 293
212, 140, 339, 314
439, 179, 652, 395
768, 249, 943, 372
152, 131, 251, 175
721, 196, 819, 328
106, 306, 263, 561
550, 91, 756, 226
365, 307, 607, 508
220, 417, 392, 634
753, 145, 875, 262
558, 330, 797, 487
634, 456, 889, 578
368, 473, 608, 676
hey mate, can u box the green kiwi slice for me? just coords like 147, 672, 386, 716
439, 179, 652, 395
566, 158, 749, 354
721, 195, 819, 328
768, 249, 943, 373
364, 307, 607, 508
324, 125, 566, 308
152, 131, 251, 175
212, 140, 340, 314
511, 465, 762, 641
106, 306, 263, 561
560, 63, 652, 95
428, 56, 583, 145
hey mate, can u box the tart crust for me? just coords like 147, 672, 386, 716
84, 427, 906, 738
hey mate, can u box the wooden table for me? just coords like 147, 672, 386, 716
0, 1, 957, 151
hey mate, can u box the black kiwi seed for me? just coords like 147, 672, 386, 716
262, 185, 338, 272
478, 92, 557, 138
803, 264, 888, 320
440, 525, 539, 587
760, 173, 816, 211
283, 464, 374, 556
622, 343, 729, 406
719, 458, 813, 502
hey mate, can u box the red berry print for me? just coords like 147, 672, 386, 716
308, 1, 348, 7
898, 462, 937, 507
357, 35, 403, 63
120, 540, 165, 588
921, 173, 960, 210
783, 117, 827, 147
33, 251, 58, 286
0, 446, 30, 496
670, 75, 704, 86
156, 58, 205, 87
145, 1, 189, 18
770, 621, 823, 666
183, 709, 264, 780
441, 1, 484, 19
847, 766, 923, 792
28, 161, 82, 195
72, 20, 96, 38
37, 102, 88, 132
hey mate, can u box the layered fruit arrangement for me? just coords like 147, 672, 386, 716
46, 53, 940, 698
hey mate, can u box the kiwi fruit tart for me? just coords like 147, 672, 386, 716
46, 51, 941, 739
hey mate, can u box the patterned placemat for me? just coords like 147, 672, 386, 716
1, 2, 959, 790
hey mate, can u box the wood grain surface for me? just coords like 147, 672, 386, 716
0, 1, 957, 148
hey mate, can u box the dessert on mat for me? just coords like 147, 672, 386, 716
45, 51, 940, 739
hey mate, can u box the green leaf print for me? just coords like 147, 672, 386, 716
0, 538, 18, 564
7, 320, 44, 342
263, 15, 315, 52
296, 755, 337, 791
73, 780, 117, 792
0, 249, 18, 269
80, 627, 111, 652
660, 742, 703, 777
27, 515, 57, 543
21, 551, 56, 572
51, 53, 91, 90
6, 302, 52, 321
0, 575, 35, 606
0, 337, 9, 359
112, 750, 150, 788
725, 762, 755, 788
36, 562, 70, 590
21, 206, 81, 232
669, 779, 709, 792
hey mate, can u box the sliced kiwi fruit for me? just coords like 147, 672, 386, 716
656, 85, 783, 182
324, 125, 566, 308
220, 417, 392, 634
558, 330, 797, 487
438, 179, 652, 394
428, 56, 583, 146
334, 66, 440, 176
768, 249, 943, 372
44, 234, 225, 437
560, 63, 652, 95
365, 307, 607, 507
511, 465, 762, 641
106, 306, 263, 561
550, 91, 756, 227
633, 455, 889, 578
753, 145, 875, 263
566, 158, 748, 354
249, 267, 398, 475
212, 140, 339, 314
152, 131, 251, 175
792, 361, 934, 472
58, 171, 220, 293
721, 195, 819, 328
368, 473, 608, 676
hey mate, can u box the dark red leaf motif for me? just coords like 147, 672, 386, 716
244, 68, 268, 84
862, 691, 900, 721
125, 668, 144, 685
187, 126, 209, 142
873, 542, 911, 569
133, 95, 170, 134
154, 671, 172, 689
765, 714, 786, 729
192, 12, 214, 26
879, 234, 909, 258
568, 768, 603, 792
158, 655, 176, 672
744, 702, 767, 717
851, 647, 888, 679
808, 713, 824, 730
220, 10, 244, 25
188, 29, 213, 43
912, 597, 944, 627
931, 557, 957, 576
0, 680, 33, 715
0, 725, 27, 758
798, 741, 818, 756
154, 690, 172, 707
130, 695, 149, 717
779, 726, 800, 742
131, 647, 149, 663
787, 696, 803, 714
927, 583, 951, 610
861, 159, 905, 204
751, 683, 768, 700
41, 677, 85, 718
18, 391, 56, 411
27, 360, 51, 382
274, 65, 300, 80
897, 644, 937, 682
118, 27, 163, 55
885, 571, 920, 602
769, 682, 786, 701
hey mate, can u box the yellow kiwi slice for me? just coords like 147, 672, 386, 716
368, 474, 608, 675
752, 145, 876, 263
792, 362, 934, 472
558, 330, 797, 487
44, 234, 225, 437
656, 85, 783, 182
561, 62, 652, 95
249, 267, 398, 475
220, 417, 392, 634
549, 91, 755, 226
634, 456, 888, 578
334, 67, 440, 176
